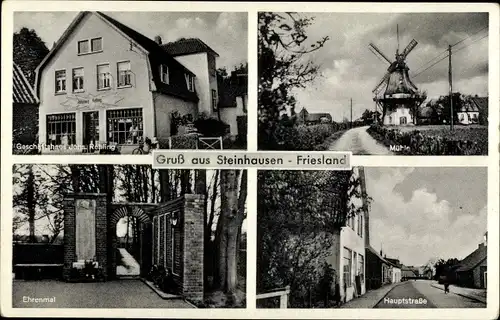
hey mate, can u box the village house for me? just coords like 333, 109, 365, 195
34, 11, 228, 154
385, 257, 402, 283
454, 232, 487, 289
217, 71, 248, 144
13, 63, 39, 149
365, 246, 393, 290
296, 107, 332, 124
457, 100, 480, 125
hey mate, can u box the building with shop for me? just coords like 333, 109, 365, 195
34, 11, 223, 154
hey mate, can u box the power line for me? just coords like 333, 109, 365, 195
412, 27, 488, 76
412, 33, 488, 79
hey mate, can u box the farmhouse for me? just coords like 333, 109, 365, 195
454, 232, 487, 289
457, 99, 479, 125
34, 11, 226, 154
13, 63, 39, 148
297, 107, 332, 124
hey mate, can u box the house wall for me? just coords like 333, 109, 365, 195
38, 13, 154, 154
458, 111, 479, 125
174, 52, 216, 117
219, 95, 247, 136
366, 250, 383, 290
384, 106, 414, 125
340, 224, 366, 302
152, 92, 198, 143
392, 267, 401, 283
473, 258, 487, 288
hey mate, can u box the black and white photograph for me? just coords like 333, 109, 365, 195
13, 11, 248, 155
257, 167, 487, 308
258, 12, 489, 155
12, 165, 247, 308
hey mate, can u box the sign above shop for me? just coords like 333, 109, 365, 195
61, 92, 124, 110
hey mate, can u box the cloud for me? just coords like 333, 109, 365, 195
286, 12, 489, 119
366, 168, 487, 266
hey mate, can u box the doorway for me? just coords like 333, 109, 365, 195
399, 116, 407, 125
83, 111, 99, 150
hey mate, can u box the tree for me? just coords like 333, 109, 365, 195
361, 109, 382, 125
13, 27, 50, 87
258, 12, 329, 149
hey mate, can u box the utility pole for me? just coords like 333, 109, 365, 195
448, 44, 454, 130
350, 98, 353, 128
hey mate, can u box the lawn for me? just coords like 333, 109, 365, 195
396, 124, 486, 133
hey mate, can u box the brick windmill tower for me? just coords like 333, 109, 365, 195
369, 26, 426, 126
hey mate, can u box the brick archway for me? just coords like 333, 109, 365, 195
108, 205, 154, 279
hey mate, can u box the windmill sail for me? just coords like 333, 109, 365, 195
372, 72, 390, 93
401, 39, 418, 59
369, 43, 392, 64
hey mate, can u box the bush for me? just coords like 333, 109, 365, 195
194, 118, 229, 137
367, 124, 487, 155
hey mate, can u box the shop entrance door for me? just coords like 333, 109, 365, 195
83, 111, 99, 151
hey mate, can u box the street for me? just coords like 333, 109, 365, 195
375, 280, 485, 308
329, 126, 392, 155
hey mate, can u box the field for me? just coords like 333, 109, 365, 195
396, 124, 486, 133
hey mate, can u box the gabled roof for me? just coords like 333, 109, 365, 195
35, 11, 198, 102
471, 97, 488, 114
13, 63, 38, 104
162, 38, 219, 57
307, 113, 332, 122
456, 244, 487, 272
458, 99, 480, 112
366, 245, 391, 265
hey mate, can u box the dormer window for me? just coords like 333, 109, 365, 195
185, 74, 195, 92
160, 64, 169, 84
78, 37, 102, 55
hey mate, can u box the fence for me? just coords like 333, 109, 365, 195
167, 135, 223, 150
256, 286, 290, 308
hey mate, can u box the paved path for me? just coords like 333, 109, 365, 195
116, 248, 140, 277
340, 282, 402, 308
374, 280, 485, 308
13, 279, 193, 308
329, 126, 392, 155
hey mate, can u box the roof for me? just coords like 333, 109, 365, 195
366, 245, 390, 265
456, 244, 487, 272
471, 97, 488, 114
162, 38, 219, 57
384, 64, 419, 96
307, 113, 332, 122
458, 99, 480, 112
13, 63, 38, 104
35, 11, 198, 102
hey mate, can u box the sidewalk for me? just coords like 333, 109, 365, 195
340, 282, 402, 308
430, 281, 486, 303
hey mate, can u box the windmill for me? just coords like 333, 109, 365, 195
369, 25, 425, 126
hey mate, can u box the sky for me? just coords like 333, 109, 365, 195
13, 11, 248, 72
287, 12, 489, 121
364, 167, 487, 267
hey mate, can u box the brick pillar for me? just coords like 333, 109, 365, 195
94, 194, 108, 280
182, 194, 205, 303
63, 195, 76, 281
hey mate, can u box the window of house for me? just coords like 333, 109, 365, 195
160, 64, 169, 84
106, 108, 143, 145
91, 38, 102, 52
185, 73, 195, 92
78, 40, 90, 54
72, 68, 84, 92
117, 61, 132, 87
358, 254, 364, 282
55, 70, 66, 93
46, 113, 76, 146
97, 64, 111, 90
343, 247, 352, 287
212, 89, 217, 110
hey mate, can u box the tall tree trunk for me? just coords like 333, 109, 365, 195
159, 170, 169, 202
27, 166, 36, 243
70, 165, 80, 193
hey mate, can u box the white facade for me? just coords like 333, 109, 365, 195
392, 267, 401, 283
457, 111, 479, 125
219, 95, 247, 136
383, 106, 414, 125
174, 52, 218, 117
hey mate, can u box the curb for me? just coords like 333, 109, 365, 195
430, 283, 486, 304
141, 278, 184, 300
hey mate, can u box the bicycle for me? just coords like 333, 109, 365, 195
132, 137, 157, 154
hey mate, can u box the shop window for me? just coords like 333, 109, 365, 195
106, 108, 143, 145
97, 64, 111, 90
343, 247, 352, 287
185, 73, 195, 92
117, 61, 132, 87
72, 68, 84, 92
160, 64, 169, 84
55, 70, 66, 94
46, 113, 76, 146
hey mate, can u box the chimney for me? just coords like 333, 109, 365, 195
154, 35, 162, 45
358, 166, 370, 247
